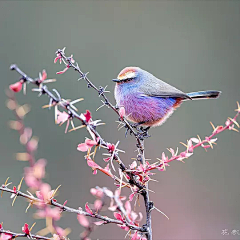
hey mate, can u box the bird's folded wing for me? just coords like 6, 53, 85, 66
139, 77, 191, 99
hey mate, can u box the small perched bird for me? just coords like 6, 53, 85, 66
113, 67, 221, 128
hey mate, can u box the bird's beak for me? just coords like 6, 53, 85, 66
112, 79, 121, 82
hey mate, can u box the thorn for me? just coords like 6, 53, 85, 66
228, 117, 239, 128
17, 177, 24, 191
29, 222, 36, 232
231, 127, 239, 132
180, 142, 188, 148
210, 121, 216, 131
153, 206, 169, 220
68, 125, 86, 132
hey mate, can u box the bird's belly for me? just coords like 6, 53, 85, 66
120, 95, 181, 126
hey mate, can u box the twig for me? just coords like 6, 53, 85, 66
0, 185, 143, 232
137, 139, 152, 240
56, 49, 144, 151
0, 229, 51, 240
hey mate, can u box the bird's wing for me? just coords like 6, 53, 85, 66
139, 75, 191, 100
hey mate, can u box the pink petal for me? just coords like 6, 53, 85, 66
190, 138, 200, 143
94, 199, 102, 211
9, 81, 22, 93
56, 66, 69, 75
77, 143, 89, 152
87, 159, 101, 169
130, 161, 137, 169
113, 212, 123, 222
0, 233, 12, 240
56, 110, 69, 124
103, 157, 111, 162
90, 188, 104, 198
94, 221, 104, 226
125, 201, 131, 213
85, 138, 97, 148
41, 70, 47, 81
119, 106, 125, 120
85, 202, 93, 215
131, 231, 139, 240
84, 110, 92, 123
77, 214, 89, 228
22, 223, 30, 235
129, 193, 135, 201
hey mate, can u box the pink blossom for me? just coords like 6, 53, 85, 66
187, 140, 194, 152
94, 199, 102, 211
177, 152, 193, 161
22, 223, 30, 235
90, 188, 104, 198
77, 214, 89, 228
0, 233, 12, 240
190, 137, 200, 143
39, 69, 47, 83
35, 183, 54, 204
107, 143, 115, 153
103, 157, 111, 162
84, 110, 92, 123
129, 192, 135, 201
56, 110, 69, 125
55, 226, 67, 237
32, 159, 46, 179
94, 221, 105, 226
161, 152, 168, 163
119, 106, 125, 120
130, 161, 137, 169
9, 81, 23, 93
12, 186, 17, 194
24, 159, 46, 189
113, 212, 124, 222
36, 207, 61, 221
131, 231, 139, 240
125, 201, 131, 214
77, 138, 98, 152
85, 202, 93, 215
213, 125, 224, 134
27, 137, 39, 152
56, 65, 69, 75
86, 158, 114, 176
54, 53, 62, 64
119, 224, 130, 231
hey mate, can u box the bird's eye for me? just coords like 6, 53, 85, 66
125, 78, 133, 82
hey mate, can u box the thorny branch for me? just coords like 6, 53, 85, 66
0, 229, 51, 240
5, 89, 145, 240
55, 48, 152, 239
10, 54, 153, 239
0, 185, 143, 232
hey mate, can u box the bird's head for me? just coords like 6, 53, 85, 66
112, 67, 140, 84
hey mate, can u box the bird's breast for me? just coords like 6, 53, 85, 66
115, 84, 181, 126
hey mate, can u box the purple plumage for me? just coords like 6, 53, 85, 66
113, 67, 220, 127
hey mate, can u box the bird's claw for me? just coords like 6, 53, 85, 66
137, 126, 151, 140
128, 123, 151, 139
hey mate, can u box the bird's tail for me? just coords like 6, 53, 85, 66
186, 90, 221, 100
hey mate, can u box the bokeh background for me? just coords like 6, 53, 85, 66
0, 1, 240, 239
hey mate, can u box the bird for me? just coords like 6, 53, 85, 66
113, 67, 221, 129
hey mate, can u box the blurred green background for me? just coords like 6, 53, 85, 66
0, 1, 240, 239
